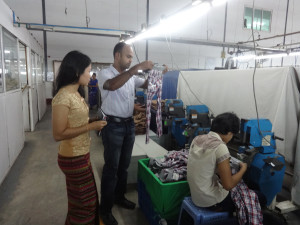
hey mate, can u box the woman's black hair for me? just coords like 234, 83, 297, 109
53, 50, 91, 97
210, 112, 240, 135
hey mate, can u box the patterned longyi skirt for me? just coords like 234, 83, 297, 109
58, 153, 99, 225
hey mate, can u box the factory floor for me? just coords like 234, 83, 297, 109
0, 106, 300, 225
0, 106, 149, 225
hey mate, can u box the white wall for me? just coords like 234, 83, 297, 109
0, 95, 10, 184
37, 83, 46, 119
0, 0, 45, 185
22, 88, 30, 131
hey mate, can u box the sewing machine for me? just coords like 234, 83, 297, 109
230, 119, 286, 206
183, 105, 211, 146
164, 99, 187, 148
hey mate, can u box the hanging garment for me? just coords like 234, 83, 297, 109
146, 70, 163, 143
231, 168, 263, 225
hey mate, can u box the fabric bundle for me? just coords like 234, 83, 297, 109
148, 149, 189, 183
134, 111, 146, 135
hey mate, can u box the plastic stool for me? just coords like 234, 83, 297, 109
178, 197, 231, 225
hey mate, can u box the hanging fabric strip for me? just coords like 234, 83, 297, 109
145, 70, 163, 144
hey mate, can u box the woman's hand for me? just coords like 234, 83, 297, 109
88, 120, 107, 131
239, 162, 247, 172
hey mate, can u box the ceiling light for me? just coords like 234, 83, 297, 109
4, 50, 10, 54
126, 1, 212, 44
255, 53, 287, 60
289, 51, 300, 56
233, 54, 256, 61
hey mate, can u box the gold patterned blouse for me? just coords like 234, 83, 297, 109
52, 87, 90, 157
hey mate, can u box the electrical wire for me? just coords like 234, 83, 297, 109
85, 0, 90, 27
132, 43, 140, 63
65, 0, 68, 15
164, 33, 215, 117
250, 0, 276, 148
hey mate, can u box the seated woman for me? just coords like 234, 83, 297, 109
187, 112, 265, 225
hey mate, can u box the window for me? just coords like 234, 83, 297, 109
19, 42, 28, 88
3, 29, 19, 91
244, 7, 271, 32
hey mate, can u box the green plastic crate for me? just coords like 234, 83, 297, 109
138, 158, 190, 221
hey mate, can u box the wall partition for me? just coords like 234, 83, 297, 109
0, 28, 3, 93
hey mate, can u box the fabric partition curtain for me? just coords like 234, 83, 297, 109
177, 67, 300, 165
162, 71, 179, 100
292, 68, 300, 205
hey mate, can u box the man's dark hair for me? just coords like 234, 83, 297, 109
113, 42, 127, 58
210, 112, 240, 135
53, 50, 91, 97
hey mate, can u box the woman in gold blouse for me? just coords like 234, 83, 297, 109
52, 51, 107, 225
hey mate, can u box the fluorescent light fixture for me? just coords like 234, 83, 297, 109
255, 53, 287, 60
192, 0, 202, 6
289, 51, 300, 56
126, 1, 212, 44
233, 54, 256, 61
4, 50, 10, 54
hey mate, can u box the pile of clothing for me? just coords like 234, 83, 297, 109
151, 99, 166, 112
134, 111, 146, 135
148, 149, 189, 183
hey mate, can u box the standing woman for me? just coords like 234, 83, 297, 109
52, 51, 107, 225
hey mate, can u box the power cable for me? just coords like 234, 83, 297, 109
250, 0, 276, 148
85, 0, 90, 27
132, 43, 140, 64
65, 0, 68, 15
164, 33, 215, 117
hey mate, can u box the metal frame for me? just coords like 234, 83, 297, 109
0, 25, 4, 93
2, 27, 20, 93
243, 5, 272, 33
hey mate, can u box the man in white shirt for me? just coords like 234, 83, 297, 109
98, 42, 154, 225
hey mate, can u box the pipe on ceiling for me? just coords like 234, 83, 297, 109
12, 11, 135, 38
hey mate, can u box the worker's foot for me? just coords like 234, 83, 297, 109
100, 212, 118, 225
114, 197, 136, 210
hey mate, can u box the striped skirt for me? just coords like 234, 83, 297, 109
58, 153, 99, 225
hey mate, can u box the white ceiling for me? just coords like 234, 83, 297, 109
4, 0, 194, 63
3, 0, 300, 69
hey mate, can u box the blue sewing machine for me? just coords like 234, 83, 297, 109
164, 99, 187, 148
236, 119, 286, 206
183, 105, 211, 146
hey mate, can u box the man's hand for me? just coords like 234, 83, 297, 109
134, 103, 146, 112
138, 60, 154, 72
162, 64, 169, 74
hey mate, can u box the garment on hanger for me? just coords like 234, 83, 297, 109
145, 70, 163, 144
